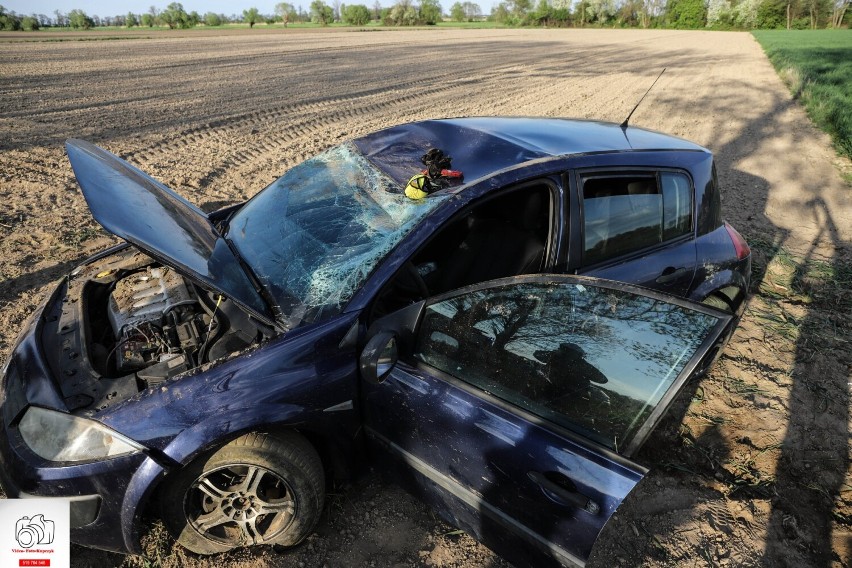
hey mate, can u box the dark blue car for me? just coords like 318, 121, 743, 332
0, 118, 750, 567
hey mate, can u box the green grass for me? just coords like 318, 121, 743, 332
753, 30, 852, 161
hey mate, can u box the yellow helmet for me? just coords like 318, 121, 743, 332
405, 173, 430, 200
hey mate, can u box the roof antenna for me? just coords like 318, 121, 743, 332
621, 68, 666, 130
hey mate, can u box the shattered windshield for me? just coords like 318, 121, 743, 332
227, 142, 448, 325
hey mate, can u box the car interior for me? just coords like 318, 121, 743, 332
370, 184, 553, 320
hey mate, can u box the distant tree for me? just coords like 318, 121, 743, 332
831, 0, 849, 25
707, 0, 733, 26
463, 1, 482, 19
450, 1, 465, 19
68, 9, 94, 29
490, 1, 511, 21
665, 0, 705, 25
343, 3, 371, 22
532, 0, 551, 22
331, 0, 342, 19
803, 0, 831, 26
756, 0, 788, 26
572, 0, 587, 22
372, 0, 382, 18
617, 0, 643, 25
734, 0, 759, 24
21, 14, 38, 29
188, 10, 200, 25
0, 5, 21, 30
141, 12, 155, 25
160, 4, 177, 27
161, 2, 194, 28
204, 11, 222, 25
125, 12, 138, 26
385, 0, 417, 23
310, 0, 334, 23
507, 0, 532, 19
420, 0, 443, 22
243, 6, 260, 26
275, 2, 296, 24
531, 0, 569, 24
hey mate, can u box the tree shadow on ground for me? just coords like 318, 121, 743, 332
762, 198, 851, 567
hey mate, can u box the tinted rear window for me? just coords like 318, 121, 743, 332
582, 172, 693, 265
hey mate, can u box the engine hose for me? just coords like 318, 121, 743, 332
198, 295, 225, 364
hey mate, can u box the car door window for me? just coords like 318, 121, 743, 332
368, 183, 554, 320
414, 281, 719, 453
582, 172, 693, 265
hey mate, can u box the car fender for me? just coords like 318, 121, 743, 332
161, 401, 311, 465
122, 455, 167, 554
120, 401, 319, 552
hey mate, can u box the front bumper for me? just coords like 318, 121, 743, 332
0, 397, 149, 554
0, 283, 155, 555
0, 459, 102, 528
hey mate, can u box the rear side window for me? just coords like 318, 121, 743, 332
582, 172, 693, 265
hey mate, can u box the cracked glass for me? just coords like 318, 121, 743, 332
228, 142, 448, 325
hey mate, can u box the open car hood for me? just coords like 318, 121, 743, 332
66, 140, 273, 323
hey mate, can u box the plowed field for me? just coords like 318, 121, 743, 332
1, 28, 850, 568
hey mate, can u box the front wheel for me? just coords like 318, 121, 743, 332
161, 431, 324, 555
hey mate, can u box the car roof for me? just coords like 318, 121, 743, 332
352, 117, 709, 186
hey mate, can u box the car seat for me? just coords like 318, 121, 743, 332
436, 192, 546, 293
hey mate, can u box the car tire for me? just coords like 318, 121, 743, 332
161, 430, 324, 555
702, 292, 734, 313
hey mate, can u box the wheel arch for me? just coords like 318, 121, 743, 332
124, 404, 346, 552
690, 268, 750, 314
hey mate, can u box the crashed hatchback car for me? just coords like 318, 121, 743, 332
0, 118, 750, 567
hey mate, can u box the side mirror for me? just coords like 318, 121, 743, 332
360, 331, 398, 384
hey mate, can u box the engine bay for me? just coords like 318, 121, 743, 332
41, 247, 268, 414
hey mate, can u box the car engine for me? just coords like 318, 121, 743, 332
40, 248, 266, 413
107, 266, 206, 381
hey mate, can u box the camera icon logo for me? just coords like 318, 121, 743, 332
15, 514, 55, 548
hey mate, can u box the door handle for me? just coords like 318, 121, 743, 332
527, 470, 600, 514
655, 266, 689, 284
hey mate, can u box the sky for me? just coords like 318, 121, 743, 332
2, 0, 499, 18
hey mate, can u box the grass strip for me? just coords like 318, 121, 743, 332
753, 30, 852, 161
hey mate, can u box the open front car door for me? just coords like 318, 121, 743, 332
360, 275, 732, 568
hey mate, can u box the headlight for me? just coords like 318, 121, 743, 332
18, 406, 144, 463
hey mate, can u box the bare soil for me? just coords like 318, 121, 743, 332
0, 28, 850, 568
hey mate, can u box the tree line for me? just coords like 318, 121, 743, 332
0, 0, 847, 30
489, 0, 848, 28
